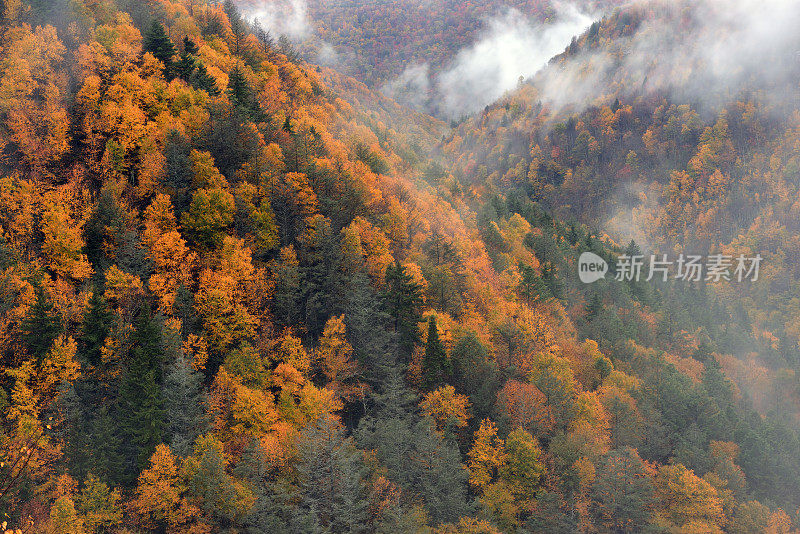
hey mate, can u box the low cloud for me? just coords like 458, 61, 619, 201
436, 4, 594, 118
377, 3, 595, 118
533, 0, 800, 116
239, 0, 311, 41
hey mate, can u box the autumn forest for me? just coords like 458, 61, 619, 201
1, 0, 800, 532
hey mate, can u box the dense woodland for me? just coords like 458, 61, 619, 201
1, 0, 800, 533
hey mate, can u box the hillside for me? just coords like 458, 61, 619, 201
1, 0, 800, 533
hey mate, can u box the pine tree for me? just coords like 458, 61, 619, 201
382, 262, 423, 355
21, 285, 62, 361
422, 316, 449, 390
592, 448, 655, 532
143, 20, 177, 78
293, 414, 371, 532
357, 366, 470, 526
176, 37, 199, 80
163, 340, 206, 457
78, 289, 113, 366
118, 305, 166, 479
585, 292, 603, 320
227, 63, 254, 113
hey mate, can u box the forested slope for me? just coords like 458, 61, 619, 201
0, 0, 799, 533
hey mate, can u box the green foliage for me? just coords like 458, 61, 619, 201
382, 262, 424, 354
181, 187, 235, 248
592, 448, 655, 533
143, 20, 176, 78
21, 285, 62, 361
422, 316, 449, 390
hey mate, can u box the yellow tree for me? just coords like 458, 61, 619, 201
315, 315, 361, 403
420, 385, 470, 432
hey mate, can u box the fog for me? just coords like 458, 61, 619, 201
533, 0, 800, 116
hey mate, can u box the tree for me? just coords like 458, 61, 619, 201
227, 64, 257, 116
382, 261, 424, 354
591, 447, 655, 533
118, 306, 166, 479
421, 385, 470, 433
501, 428, 544, 503
316, 315, 361, 403
164, 348, 206, 457
292, 414, 371, 532
357, 367, 469, 525
184, 434, 254, 523
130, 444, 201, 531
450, 333, 500, 421
468, 419, 506, 492
143, 20, 176, 78
655, 463, 725, 532
181, 187, 235, 248
78, 290, 113, 366
21, 285, 62, 361
422, 316, 449, 390
76, 474, 122, 533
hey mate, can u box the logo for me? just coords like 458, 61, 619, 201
578, 252, 608, 283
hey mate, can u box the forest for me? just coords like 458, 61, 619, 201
1, 0, 800, 533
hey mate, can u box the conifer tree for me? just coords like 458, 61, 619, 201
79, 290, 113, 366
143, 20, 177, 78
422, 316, 449, 390
21, 285, 62, 361
382, 262, 423, 354
118, 305, 166, 479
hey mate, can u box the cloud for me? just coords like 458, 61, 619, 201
376, 3, 595, 118
436, 4, 594, 118
532, 0, 800, 116
240, 0, 311, 41
381, 63, 432, 111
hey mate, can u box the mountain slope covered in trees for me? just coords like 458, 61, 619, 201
1, 0, 800, 533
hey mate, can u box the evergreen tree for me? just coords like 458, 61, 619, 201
343, 271, 400, 386
422, 316, 449, 390
357, 366, 470, 526
591, 447, 655, 533
585, 292, 603, 320
21, 285, 62, 361
227, 63, 255, 114
300, 217, 345, 337
450, 332, 500, 422
176, 36, 199, 80
143, 20, 177, 78
292, 415, 371, 532
118, 305, 166, 479
78, 290, 113, 366
382, 261, 423, 355
163, 341, 206, 457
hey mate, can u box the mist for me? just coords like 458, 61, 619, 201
238, 0, 311, 40
533, 0, 800, 116
379, 3, 595, 118
436, 4, 594, 118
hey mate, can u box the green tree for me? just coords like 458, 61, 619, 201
143, 20, 177, 78
382, 262, 423, 354
422, 316, 449, 390
293, 414, 371, 532
181, 187, 235, 248
164, 346, 206, 457
78, 290, 113, 366
77, 474, 123, 533
21, 285, 62, 361
591, 447, 655, 533
118, 306, 166, 479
